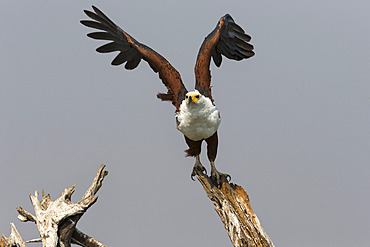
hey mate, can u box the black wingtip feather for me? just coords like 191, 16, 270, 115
83, 10, 97, 20
125, 56, 141, 70
223, 14, 234, 22
216, 14, 255, 63
80, 20, 107, 32
96, 42, 123, 53
87, 32, 114, 41
111, 52, 127, 66
212, 49, 222, 67
91, 6, 117, 28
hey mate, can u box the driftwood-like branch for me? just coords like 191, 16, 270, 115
1, 165, 108, 247
1, 164, 274, 247
196, 174, 274, 247
0, 223, 26, 247
71, 229, 107, 247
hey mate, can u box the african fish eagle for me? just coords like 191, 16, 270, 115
81, 6, 254, 187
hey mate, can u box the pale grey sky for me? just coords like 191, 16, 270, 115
1, 1, 369, 246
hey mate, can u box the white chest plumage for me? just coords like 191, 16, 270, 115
176, 94, 221, 141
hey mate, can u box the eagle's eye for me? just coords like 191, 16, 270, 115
186, 95, 189, 98
195, 95, 200, 99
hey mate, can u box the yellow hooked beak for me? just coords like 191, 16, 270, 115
186, 94, 200, 104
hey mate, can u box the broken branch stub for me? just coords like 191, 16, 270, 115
1, 223, 26, 247
196, 173, 274, 247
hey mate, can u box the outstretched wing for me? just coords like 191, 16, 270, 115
194, 14, 254, 102
81, 6, 187, 110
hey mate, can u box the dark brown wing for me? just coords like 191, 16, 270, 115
194, 14, 254, 102
81, 6, 187, 110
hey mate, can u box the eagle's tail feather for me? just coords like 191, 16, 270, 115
184, 148, 198, 157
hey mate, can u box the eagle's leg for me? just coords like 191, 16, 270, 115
210, 161, 231, 187
206, 132, 231, 187
191, 155, 207, 180
184, 136, 207, 180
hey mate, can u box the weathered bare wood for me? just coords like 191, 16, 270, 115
16, 207, 36, 223
1, 223, 26, 247
1, 164, 108, 247
196, 173, 274, 247
71, 229, 107, 247
3, 163, 273, 247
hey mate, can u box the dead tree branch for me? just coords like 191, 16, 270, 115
1, 165, 108, 247
196, 174, 274, 247
1, 223, 26, 247
1, 164, 274, 247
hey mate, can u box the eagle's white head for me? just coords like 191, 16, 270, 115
185, 90, 202, 104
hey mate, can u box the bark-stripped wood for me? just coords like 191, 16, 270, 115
2, 165, 274, 247
196, 173, 274, 247
1, 165, 108, 247
1, 224, 26, 247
